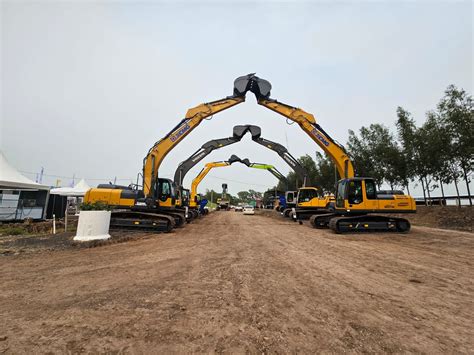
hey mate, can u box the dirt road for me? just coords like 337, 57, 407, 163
1, 211, 473, 353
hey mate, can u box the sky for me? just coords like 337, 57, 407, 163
1, 0, 472, 197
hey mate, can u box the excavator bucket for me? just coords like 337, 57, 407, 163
233, 125, 251, 139
232, 125, 262, 139
241, 158, 251, 166
248, 125, 261, 139
233, 73, 272, 99
228, 154, 242, 164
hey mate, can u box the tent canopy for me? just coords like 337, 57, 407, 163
50, 179, 91, 196
0, 152, 49, 190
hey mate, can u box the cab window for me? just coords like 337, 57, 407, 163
286, 192, 294, 203
298, 189, 319, 203
159, 181, 171, 201
336, 180, 346, 208
365, 180, 377, 200
348, 180, 363, 205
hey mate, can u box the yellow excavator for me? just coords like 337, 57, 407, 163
234, 74, 416, 233
189, 155, 289, 211
84, 73, 414, 233
84, 87, 247, 231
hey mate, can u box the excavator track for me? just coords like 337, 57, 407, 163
166, 211, 186, 228
110, 211, 175, 233
309, 213, 336, 229
328, 215, 411, 234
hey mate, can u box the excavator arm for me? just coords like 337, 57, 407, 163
143, 95, 245, 197
173, 125, 260, 186
246, 162, 288, 187
190, 155, 244, 207
247, 126, 310, 187
190, 155, 290, 207
174, 124, 309, 189
234, 74, 355, 179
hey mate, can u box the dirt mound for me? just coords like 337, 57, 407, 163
391, 206, 473, 232
262, 206, 473, 233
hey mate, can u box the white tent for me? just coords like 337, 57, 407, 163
50, 179, 91, 196
0, 152, 50, 220
0, 152, 49, 190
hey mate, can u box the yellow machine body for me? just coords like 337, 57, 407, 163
190, 161, 230, 208
84, 188, 135, 208
335, 178, 416, 213
296, 187, 335, 209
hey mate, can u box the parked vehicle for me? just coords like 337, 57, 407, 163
243, 205, 255, 215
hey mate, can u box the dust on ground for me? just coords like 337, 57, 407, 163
1, 210, 473, 353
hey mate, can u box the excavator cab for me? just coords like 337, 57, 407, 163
150, 178, 177, 208
293, 187, 335, 216
335, 178, 416, 213
181, 188, 190, 207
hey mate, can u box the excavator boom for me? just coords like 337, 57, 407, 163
174, 124, 309, 189
235, 74, 354, 179
143, 96, 245, 196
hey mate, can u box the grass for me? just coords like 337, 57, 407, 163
0, 226, 27, 236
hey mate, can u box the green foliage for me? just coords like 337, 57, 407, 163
80, 201, 110, 211
203, 188, 262, 205
0, 226, 26, 236
266, 84, 472, 201
347, 124, 403, 188
437, 85, 473, 194
314, 152, 339, 193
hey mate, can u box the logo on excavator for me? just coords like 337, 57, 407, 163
170, 123, 191, 143
283, 155, 296, 167
191, 151, 206, 162
312, 129, 330, 147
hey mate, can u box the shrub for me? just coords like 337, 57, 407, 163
80, 201, 110, 211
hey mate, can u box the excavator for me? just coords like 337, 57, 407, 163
174, 125, 309, 189
174, 124, 313, 217
189, 155, 288, 211
84, 73, 414, 233
190, 154, 288, 209
84, 84, 248, 232
234, 74, 416, 233
217, 184, 230, 211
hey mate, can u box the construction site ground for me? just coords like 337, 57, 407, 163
1, 210, 473, 353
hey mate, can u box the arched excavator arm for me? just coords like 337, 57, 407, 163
248, 127, 310, 187
143, 95, 245, 197
173, 125, 260, 186
246, 162, 288, 187
190, 155, 289, 207
190, 155, 244, 207
174, 124, 309, 189
234, 74, 355, 179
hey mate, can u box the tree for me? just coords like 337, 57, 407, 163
277, 154, 318, 191
396, 107, 417, 194
237, 191, 251, 202
347, 124, 402, 189
314, 152, 338, 193
437, 85, 473, 205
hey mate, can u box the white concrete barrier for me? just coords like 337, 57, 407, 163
73, 211, 111, 242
